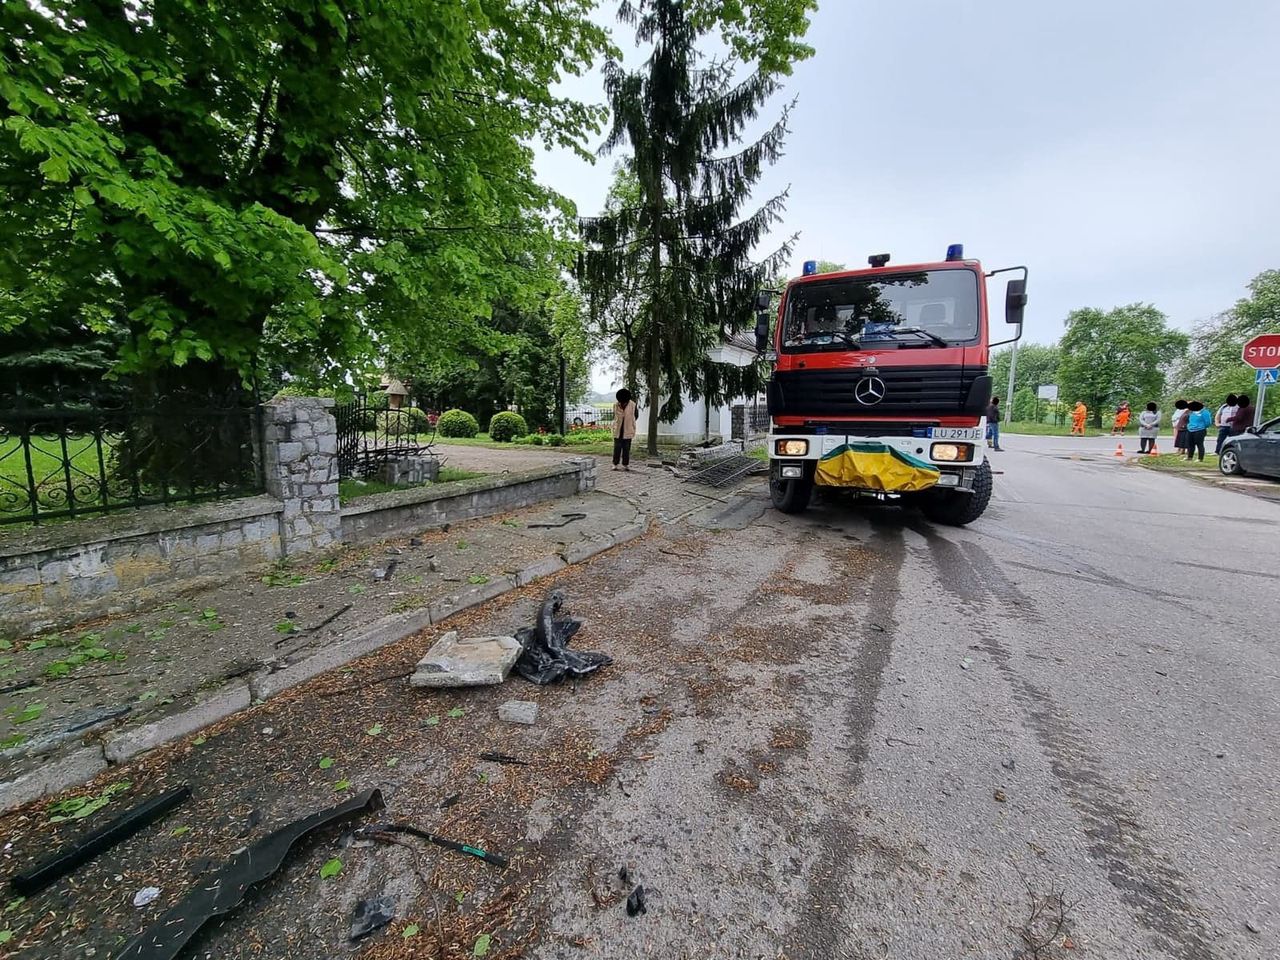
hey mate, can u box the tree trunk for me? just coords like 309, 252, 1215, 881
646, 237, 662, 457
646, 322, 660, 457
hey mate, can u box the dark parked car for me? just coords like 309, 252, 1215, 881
1220, 417, 1280, 479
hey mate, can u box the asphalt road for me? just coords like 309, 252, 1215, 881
526, 434, 1279, 960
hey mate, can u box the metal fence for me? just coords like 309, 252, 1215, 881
732, 399, 771, 440
0, 381, 263, 526
333, 396, 436, 480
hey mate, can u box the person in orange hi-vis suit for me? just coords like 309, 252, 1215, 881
1071, 401, 1088, 435
1112, 401, 1131, 435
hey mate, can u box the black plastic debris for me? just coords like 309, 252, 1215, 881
514, 591, 612, 685
349, 896, 397, 941
356, 822, 508, 869
116, 788, 384, 960
11, 786, 191, 897
478, 752, 527, 766
527, 512, 588, 529
626, 885, 647, 917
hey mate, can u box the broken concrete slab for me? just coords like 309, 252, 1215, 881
409, 631, 522, 688
498, 700, 539, 725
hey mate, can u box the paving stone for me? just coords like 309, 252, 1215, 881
498, 700, 539, 725
409, 630, 521, 687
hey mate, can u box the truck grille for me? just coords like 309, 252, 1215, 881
767, 366, 990, 418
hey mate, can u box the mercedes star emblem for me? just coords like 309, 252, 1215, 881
854, 376, 886, 405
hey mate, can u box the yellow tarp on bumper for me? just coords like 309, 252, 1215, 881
814, 442, 941, 492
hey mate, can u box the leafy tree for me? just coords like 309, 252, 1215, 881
1057, 305, 1189, 426
579, 0, 811, 454
1011, 387, 1037, 423
0, 0, 610, 388
1168, 269, 1280, 420
814, 259, 846, 274
405, 291, 588, 431
990, 343, 1062, 405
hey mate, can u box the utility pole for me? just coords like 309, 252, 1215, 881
557, 347, 566, 436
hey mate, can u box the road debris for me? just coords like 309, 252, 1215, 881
478, 752, 528, 766
349, 896, 397, 940
960, 657, 974, 670
497, 700, 539, 725
133, 886, 161, 907
527, 512, 588, 529
625, 885, 647, 917
1245, 920, 1260, 935
514, 591, 612, 685
357, 822, 508, 869
994, 789, 1008, 803
409, 631, 522, 688
10, 785, 191, 897
115, 788, 384, 960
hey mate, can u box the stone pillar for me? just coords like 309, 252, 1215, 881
565, 456, 597, 493
261, 397, 342, 555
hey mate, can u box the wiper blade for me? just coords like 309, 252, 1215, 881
884, 327, 948, 347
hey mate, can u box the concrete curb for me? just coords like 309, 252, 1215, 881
0, 746, 107, 813
0, 518, 650, 813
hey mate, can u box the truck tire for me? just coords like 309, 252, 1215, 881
770, 462, 814, 514
921, 461, 993, 526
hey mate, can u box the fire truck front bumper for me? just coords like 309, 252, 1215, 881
769, 426, 987, 493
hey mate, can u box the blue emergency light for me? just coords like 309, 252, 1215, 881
802, 260, 817, 276
946, 243, 964, 261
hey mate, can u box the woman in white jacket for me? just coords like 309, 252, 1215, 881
1137, 402, 1160, 454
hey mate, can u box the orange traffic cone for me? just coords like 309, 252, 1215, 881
1149, 441, 1159, 456
1114, 443, 1124, 458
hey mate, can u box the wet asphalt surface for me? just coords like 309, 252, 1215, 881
2, 436, 1276, 959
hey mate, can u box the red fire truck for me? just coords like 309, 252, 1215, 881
754, 246, 1027, 525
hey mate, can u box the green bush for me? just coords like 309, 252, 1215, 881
564, 429, 611, 445
376, 407, 429, 439
545, 433, 565, 446
488, 411, 529, 443
437, 409, 480, 438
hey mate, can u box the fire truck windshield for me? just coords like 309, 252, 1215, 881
782, 269, 979, 351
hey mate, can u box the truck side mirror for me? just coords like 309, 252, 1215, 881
1005, 278, 1028, 325
754, 313, 770, 353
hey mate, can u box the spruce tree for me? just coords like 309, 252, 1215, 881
578, 0, 799, 455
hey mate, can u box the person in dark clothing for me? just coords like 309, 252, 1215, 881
1215, 394, 1238, 454
985, 397, 1002, 451
1230, 395, 1253, 435
1171, 399, 1189, 453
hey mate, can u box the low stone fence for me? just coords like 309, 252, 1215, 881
341, 460, 597, 544
0, 395, 597, 639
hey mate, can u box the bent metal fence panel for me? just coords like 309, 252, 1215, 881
0, 382, 264, 526
333, 397, 436, 480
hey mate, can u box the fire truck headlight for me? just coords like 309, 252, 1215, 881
776, 439, 809, 457
930, 443, 974, 462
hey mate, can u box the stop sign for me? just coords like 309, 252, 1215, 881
1242, 334, 1280, 369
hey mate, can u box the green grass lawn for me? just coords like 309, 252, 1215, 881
1136, 453, 1220, 472
338, 467, 484, 503
1001, 421, 1112, 437
0, 435, 109, 488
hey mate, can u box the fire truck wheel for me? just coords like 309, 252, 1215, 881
921, 461, 993, 526
770, 462, 814, 514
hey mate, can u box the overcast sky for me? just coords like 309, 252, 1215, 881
533, 0, 1280, 389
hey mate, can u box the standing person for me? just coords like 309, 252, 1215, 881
1170, 399, 1189, 454
1137, 402, 1160, 454
1215, 394, 1239, 454
1071, 401, 1088, 436
985, 396, 1003, 451
1111, 401, 1131, 436
1230, 395, 1252, 435
611, 388, 637, 471
1183, 401, 1213, 461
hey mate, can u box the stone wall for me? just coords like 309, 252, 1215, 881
341, 460, 596, 544
0, 496, 283, 639
261, 397, 342, 554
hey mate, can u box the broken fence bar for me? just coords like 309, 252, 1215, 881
11, 785, 192, 897
360, 822, 508, 869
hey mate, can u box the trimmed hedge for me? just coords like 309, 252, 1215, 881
488, 411, 528, 442
376, 407, 429, 439
437, 409, 480, 438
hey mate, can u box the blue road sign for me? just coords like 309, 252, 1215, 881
1256, 368, 1279, 385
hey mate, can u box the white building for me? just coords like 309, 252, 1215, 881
631, 334, 764, 445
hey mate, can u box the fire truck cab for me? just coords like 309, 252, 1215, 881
755, 246, 1027, 525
